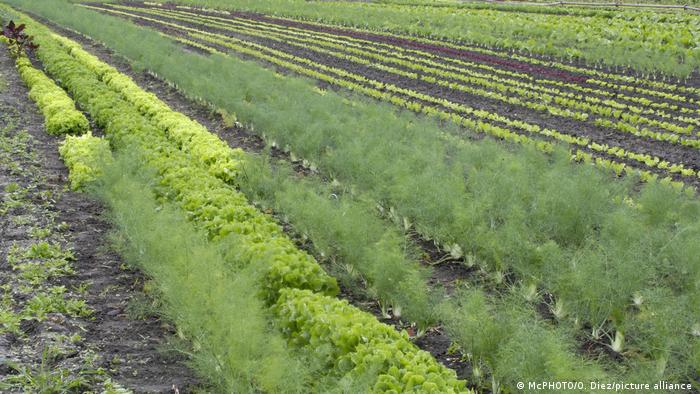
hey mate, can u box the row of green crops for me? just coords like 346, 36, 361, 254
0, 0, 449, 356
36, 23, 615, 394
0, 35, 88, 135
37, 10, 609, 391
91, 2, 700, 185
165, 0, 700, 77
113, 4, 700, 123
1, 7, 467, 392
0, 5, 618, 392
8, 0, 700, 390
70, 7, 643, 388
45, 22, 436, 325
185, 2, 700, 99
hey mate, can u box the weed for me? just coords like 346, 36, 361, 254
23, 286, 92, 320
10, 214, 32, 226
24, 241, 74, 261
0, 346, 95, 393
0, 20, 38, 57
0, 308, 22, 336
15, 258, 75, 285
29, 226, 52, 239
125, 292, 162, 320
4, 181, 21, 193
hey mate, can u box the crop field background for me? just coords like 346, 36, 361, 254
0, 0, 699, 393
80, 2, 700, 186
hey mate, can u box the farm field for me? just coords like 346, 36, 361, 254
83, 1, 700, 186
0, 0, 699, 393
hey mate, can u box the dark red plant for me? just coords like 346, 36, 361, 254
1, 20, 39, 57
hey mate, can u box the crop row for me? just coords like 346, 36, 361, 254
87, 3, 699, 187
163, 0, 700, 79
346, 10, 700, 99
55, 11, 614, 391
200, 11, 699, 144
101, 6, 700, 151
117, 2, 700, 378
90, 0, 700, 342
9, 9, 468, 392
262, 8, 700, 100
189, 29, 695, 183
121, 3, 700, 140
138, 2, 700, 106
35, 22, 616, 393
1, 35, 89, 135
374, 0, 700, 15
199, 10, 700, 128
204, 5, 694, 109
219, 13, 700, 130
58, 132, 112, 190
127, 4, 700, 129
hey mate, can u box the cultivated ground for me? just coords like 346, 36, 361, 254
1, 0, 699, 392
0, 44, 200, 393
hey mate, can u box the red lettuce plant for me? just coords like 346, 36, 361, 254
1, 20, 39, 57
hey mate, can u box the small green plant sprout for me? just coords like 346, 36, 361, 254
24, 241, 74, 261
4, 181, 20, 193
520, 282, 538, 303
572, 317, 582, 330
691, 323, 700, 337
591, 321, 607, 341
392, 303, 402, 319
492, 270, 504, 285
490, 376, 502, 394
448, 243, 463, 260
655, 355, 669, 376
1, 21, 39, 57
379, 301, 391, 319
29, 226, 52, 239
472, 363, 483, 384
215, 108, 237, 128
463, 254, 476, 268
402, 216, 411, 232
632, 292, 644, 308
609, 330, 625, 354
102, 378, 132, 394
550, 298, 567, 320
446, 342, 460, 356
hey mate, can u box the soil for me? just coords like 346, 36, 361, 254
93, 3, 700, 189
0, 44, 199, 392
